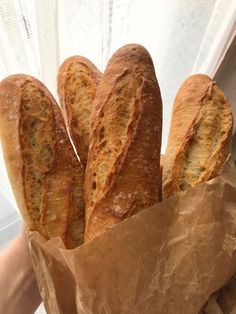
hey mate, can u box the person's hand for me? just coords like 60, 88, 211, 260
0, 226, 41, 314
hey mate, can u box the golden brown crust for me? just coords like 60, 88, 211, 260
84, 44, 162, 242
163, 74, 233, 199
57, 56, 102, 168
0, 74, 85, 248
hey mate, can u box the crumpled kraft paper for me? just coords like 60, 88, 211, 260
28, 157, 236, 314
202, 272, 236, 313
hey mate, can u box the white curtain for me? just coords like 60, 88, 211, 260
0, 0, 235, 248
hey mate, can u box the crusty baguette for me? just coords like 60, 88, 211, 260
57, 56, 102, 168
0, 75, 84, 248
84, 44, 162, 242
163, 74, 233, 199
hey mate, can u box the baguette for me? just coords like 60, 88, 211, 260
0, 75, 85, 248
57, 56, 102, 167
163, 74, 233, 199
84, 44, 162, 242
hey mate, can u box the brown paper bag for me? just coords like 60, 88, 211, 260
202, 275, 236, 313
28, 157, 236, 314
